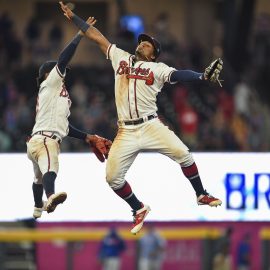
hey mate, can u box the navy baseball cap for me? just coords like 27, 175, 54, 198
138, 33, 161, 60
38, 60, 70, 79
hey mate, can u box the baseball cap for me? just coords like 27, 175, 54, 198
38, 60, 70, 79
138, 33, 161, 60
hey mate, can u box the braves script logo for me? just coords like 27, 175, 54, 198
116, 61, 154, 85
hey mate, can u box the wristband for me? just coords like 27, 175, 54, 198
72, 14, 90, 33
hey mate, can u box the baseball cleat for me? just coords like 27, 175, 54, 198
197, 191, 222, 207
46, 192, 67, 213
131, 204, 151, 235
33, 201, 47, 219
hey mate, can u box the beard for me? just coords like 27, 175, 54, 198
135, 47, 143, 56
135, 47, 148, 61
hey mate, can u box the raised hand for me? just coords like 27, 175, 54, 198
59, 1, 74, 20
86, 17, 97, 26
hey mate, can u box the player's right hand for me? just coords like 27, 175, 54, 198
59, 1, 74, 20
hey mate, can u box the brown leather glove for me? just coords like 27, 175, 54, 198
204, 58, 223, 86
86, 135, 112, 162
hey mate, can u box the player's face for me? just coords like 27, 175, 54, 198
136, 41, 155, 61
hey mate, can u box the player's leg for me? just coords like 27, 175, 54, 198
106, 128, 151, 234
27, 144, 47, 218
143, 119, 221, 206
31, 136, 67, 213
32, 167, 48, 218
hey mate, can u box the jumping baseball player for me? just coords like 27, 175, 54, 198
27, 18, 111, 219
60, 2, 223, 234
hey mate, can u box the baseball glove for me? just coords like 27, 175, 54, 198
204, 58, 223, 86
89, 135, 112, 162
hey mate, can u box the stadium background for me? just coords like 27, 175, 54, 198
0, 0, 270, 269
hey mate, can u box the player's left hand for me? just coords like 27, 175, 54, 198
203, 58, 223, 87
86, 134, 112, 162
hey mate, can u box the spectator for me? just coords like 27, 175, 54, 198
98, 227, 126, 270
212, 244, 232, 270
233, 78, 251, 118
216, 227, 233, 254
213, 227, 233, 270
176, 99, 199, 148
138, 225, 166, 270
236, 232, 251, 270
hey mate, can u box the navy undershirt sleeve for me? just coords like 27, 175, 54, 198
68, 124, 87, 141
72, 14, 90, 33
170, 70, 203, 83
57, 33, 83, 75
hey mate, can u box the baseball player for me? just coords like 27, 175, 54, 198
60, 2, 223, 234
27, 18, 111, 219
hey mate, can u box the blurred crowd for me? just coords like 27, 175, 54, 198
0, 11, 270, 152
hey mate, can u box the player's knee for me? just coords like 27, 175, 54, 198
106, 163, 118, 183
106, 161, 126, 189
179, 152, 194, 167
171, 148, 190, 162
107, 179, 124, 190
106, 169, 124, 189
106, 168, 115, 185
106, 172, 119, 186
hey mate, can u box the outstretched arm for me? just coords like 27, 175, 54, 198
68, 124, 112, 163
57, 32, 83, 75
68, 124, 87, 141
171, 58, 223, 85
59, 1, 110, 56
170, 70, 204, 83
57, 17, 97, 74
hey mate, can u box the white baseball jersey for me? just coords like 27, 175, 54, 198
107, 44, 176, 121
32, 65, 71, 139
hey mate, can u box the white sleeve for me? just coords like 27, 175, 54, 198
106, 44, 131, 70
155, 62, 177, 85
45, 65, 65, 89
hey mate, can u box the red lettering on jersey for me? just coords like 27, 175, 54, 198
60, 84, 72, 107
127, 71, 154, 85
60, 84, 70, 98
145, 71, 154, 85
116, 61, 153, 85
116, 61, 130, 75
